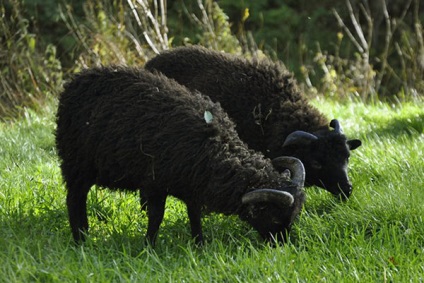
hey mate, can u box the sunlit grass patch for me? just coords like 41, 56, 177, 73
0, 99, 423, 282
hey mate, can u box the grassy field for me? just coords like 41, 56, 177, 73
0, 98, 423, 282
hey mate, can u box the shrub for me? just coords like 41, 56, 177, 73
0, 0, 62, 119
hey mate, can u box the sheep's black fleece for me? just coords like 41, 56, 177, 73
56, 66, 304, 245
145, 46, 362, 197
145, 46, 329, 157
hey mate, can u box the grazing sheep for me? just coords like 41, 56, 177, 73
55, 66, 305, 245
145, 46, 362, 198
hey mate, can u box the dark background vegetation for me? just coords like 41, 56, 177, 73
1, 0, 423, 119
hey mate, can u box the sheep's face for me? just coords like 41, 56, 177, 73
280, 131, 361, 198
245, 204, 294, 242
240, 187, 305, 243
305, 137, 359, 198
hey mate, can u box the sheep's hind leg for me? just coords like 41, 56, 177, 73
66, 181, 91, 243
145, 195, 166, 246
187, 202, 203, 245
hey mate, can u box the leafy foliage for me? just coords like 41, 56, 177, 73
217, 0, 424, 99
0, 0, 62, 119
1, 0, 423, 119
60, 0, 166, 70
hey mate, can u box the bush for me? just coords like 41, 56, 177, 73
0, 0, 62, 120
62, 0, 245, 70
60, 0, 164, 69
217, 0, 424, 100
1, 0, 423, 119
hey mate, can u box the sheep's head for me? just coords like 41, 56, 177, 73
277, 119, 361, 199
240, 157, 305, 243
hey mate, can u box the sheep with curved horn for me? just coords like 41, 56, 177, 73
146, 46, 362, 198
56, 66, 305, 246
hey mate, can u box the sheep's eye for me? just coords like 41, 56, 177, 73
311, 160, 322, 170
273, 219, 282, 225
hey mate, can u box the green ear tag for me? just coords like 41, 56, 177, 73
204, 110, 213, 124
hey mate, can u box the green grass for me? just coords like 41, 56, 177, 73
0, 99, 423, 282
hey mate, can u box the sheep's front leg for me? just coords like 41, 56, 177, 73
186, 202, 203, 245
145, 195, 166, 246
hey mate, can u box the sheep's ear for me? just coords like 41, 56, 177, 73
282, 131, 318, 148
271, 156, 305, 187
347, 139, 362, 150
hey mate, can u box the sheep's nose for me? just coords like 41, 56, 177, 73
342, 187, 353, 200
340, 190, 351, 200
334, 183, 352, 200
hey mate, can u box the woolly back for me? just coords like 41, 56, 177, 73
145, 46, 329, 157
56, 66, 285, 213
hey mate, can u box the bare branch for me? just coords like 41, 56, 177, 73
126, 0, 143, 28
346, 0, 368, 51
124, 30, 146, 58
160, 0, 168, 45
143, 31, 160, 54
136, 0, 165, 47
375, 0, 392, 92
375, 0, 413, 93
126, 0, 168, 52
359, 1, 373, 50
332, 8, 364, 53
197, 0, 215, 36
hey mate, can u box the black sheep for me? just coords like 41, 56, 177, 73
55, 66, 305, 245
145, 46, 362, 198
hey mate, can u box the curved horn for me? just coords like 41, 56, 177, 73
242, 189, 294, 207
330, 119, 343, 134
282, 131, 318, 147
280, 169, 291, 179
272, 156, 305, 187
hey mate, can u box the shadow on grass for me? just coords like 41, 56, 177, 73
1, 187, 344, 257
0, 204, 269, 255
361, 113, 424, 139
0, 207, 71, 249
